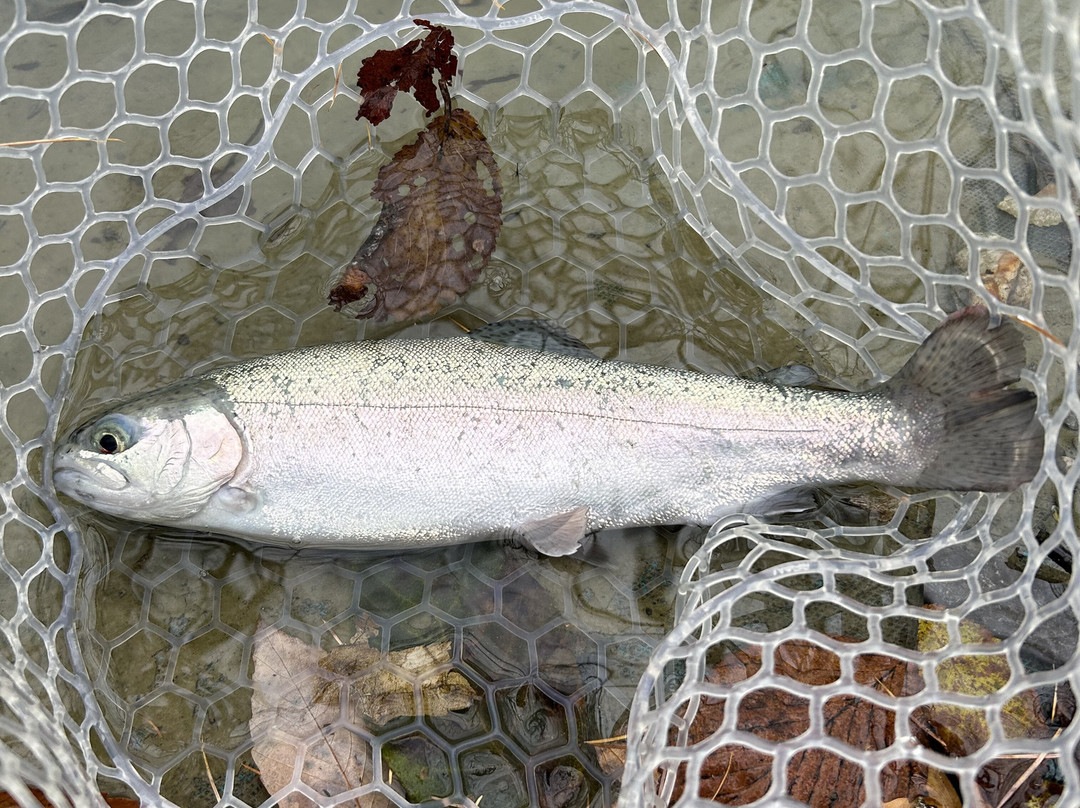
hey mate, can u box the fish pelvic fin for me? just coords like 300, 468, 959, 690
518, 506, 590, 556
882, 306, 1044, 492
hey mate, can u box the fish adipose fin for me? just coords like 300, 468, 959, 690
883, 306, 1044, 492
518, 506, 591, 556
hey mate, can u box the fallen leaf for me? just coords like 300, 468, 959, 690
997, 183, 1078, 227
250, 630, 374, 807
614, 629, 1067, 807
591, 740, 627, 778
980, 249, 1032, 306
910, 615, 1073, 807
356, 19, 457, 125
330, 107, 503, 321
250, 627, 478, 805
538, 762, 586, 808
665, 640, 926, 806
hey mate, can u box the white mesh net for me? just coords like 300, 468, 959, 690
0, 0, 1076, 806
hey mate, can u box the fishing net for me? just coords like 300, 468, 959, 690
1, 0, 1076, 806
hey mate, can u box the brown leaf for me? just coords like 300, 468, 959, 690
330, 108, 503, 321
356, 19, 457, 125
695, 745, 772, 805
667, 640, 929, 806
787, 748, 866, 808
250, 628, 477, 805
775, 638, 839, 685
249, 630, 374, 807
737, 687, 810, 742
977, 754, 1058, 808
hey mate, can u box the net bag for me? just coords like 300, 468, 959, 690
0, 0, 1076, 806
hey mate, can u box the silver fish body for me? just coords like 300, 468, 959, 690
52, 309, 1043, 554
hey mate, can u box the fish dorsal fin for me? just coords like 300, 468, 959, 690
468, 320, 599, 360
517, 506, 591, 556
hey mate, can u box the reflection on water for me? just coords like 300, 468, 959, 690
64, 85, 795, 803
78, 513, 693, 807
51, 3, 998, 803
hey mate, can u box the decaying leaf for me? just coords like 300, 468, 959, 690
997, 182, 1079, 227
355, 19, 457, 125
250, 630, 373, 808
642, 640, 926, 806
910, 615, 1074, 806
609, 626, 1068, 807
321, 635, 476, 725
250, 627, 478, 806
330, 108, 503, 320
958, 243, 1033, 306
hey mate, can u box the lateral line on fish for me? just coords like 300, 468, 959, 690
227, 399, 825, 435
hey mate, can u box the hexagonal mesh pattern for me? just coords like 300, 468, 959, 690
0, 0, 1076, 806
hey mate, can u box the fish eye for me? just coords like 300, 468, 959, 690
89, 416, 136, 455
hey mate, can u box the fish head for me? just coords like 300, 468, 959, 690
53, 385, 244, 523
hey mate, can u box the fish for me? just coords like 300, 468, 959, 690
51, 307, 1043, 556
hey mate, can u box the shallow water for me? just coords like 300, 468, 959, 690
5, 0, 1075, 805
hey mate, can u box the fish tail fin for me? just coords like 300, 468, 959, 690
881, 306, 1044, 492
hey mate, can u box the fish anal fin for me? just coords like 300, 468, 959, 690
518, 506, 590, 556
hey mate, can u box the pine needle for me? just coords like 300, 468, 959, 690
585, 734, 627, 745
330, 63, 343, 108
201, 746, 221, 803
1009, 314, 1065, 347
0, 137, 122, 147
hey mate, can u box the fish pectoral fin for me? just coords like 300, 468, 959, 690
518, 507, 591, 556
751, 488, 818, 518
212, 485, 258, 513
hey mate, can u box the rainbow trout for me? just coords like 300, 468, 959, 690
52, 308, 1043, 555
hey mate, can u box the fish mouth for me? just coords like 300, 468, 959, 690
52, 457, 130, 496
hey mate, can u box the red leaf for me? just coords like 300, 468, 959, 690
355, 19, 458, 125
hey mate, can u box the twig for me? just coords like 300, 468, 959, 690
994, 728, 1061, 808
874, 676, 898, 698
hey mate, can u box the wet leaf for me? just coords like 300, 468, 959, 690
249, 630, 374, 807
663, 640, 931, 806
355, 19, 457, 125
330, 108, 503, 321
250, 627, 478, 805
